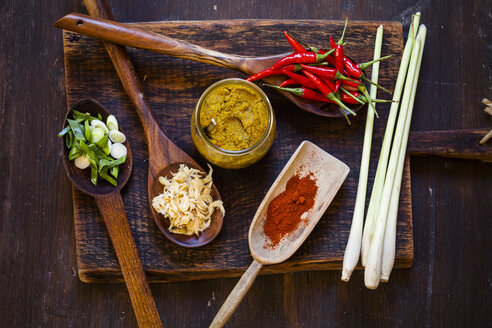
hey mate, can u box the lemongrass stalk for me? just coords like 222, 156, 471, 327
380, 25, 426, 282
364, 39, 422, 290
341, 26, 384, 282
360, 12, 421, 266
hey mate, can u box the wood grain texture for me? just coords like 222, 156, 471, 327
62, 19, 412, 283
95, 193, 163, 328
2, 1, 492, 327
82, 0, 224, 249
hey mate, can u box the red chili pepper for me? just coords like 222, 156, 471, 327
319, 75, 336, 91
280, 78, 299, 87
302, 70, 332, 95
301, 64, 337, 79
263, 84, 336, 103
283, 70, 317, 89
344, 55, 394, 79
280, 63, 303, 72
315, 49, 336, 65
342, 78, 361, 89
302, 70, 356, 116
324, 54, 336, 66
283, 31, 306, 52
334, 44, 344, 73
271, 51, 332, 69
343, 56, 363, 78
329, 36, 337, 50
341, 91, 364, 104
335, 80, 342, 93
246, 68, 284, 82
341, 90, 394, 104
300, 64, 362, 84
341, 84, 359, 92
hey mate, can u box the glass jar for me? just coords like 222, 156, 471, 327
191, 78, 276, 169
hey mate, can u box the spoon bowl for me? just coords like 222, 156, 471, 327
54, 13, 365, 117
149, 162, 223, 248
247, 141, 350, 264
210, 141, 350, 327
60, 98, 163, 328
71, 3, 224, 247
61, 98, 133, 196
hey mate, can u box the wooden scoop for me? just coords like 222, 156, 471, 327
209, 141, 350, 328
81, 0, 223, 248
61, 99, 162, 328
54, 12, 359, 117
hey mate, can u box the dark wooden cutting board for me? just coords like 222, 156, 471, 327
62, 19, 411, 283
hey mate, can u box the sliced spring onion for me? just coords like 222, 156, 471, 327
99, 170, 117, 186
106, 115, 118, 131
59, 105, 128, 186
361, 12, 421, 267
99, 155, 127, 173
91, 128, 105, 143
75, 155, 91, 169
57, 125, 70, 137
68, 144, 81, 161
90, 119, 109, 133
342, 25, 384, 282
67, 119, 85, 142
110, 143, 127, 159
90, 165, 98, 186
65, 130, 74, 149
109, 130, 126, 143
84, 120, 92, 141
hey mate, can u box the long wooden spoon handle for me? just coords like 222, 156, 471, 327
95, 192, 162, 328
54, 12, 255, 74
408, 128, 492, 161
81, 0, 176, 164
210, 260, 263, 328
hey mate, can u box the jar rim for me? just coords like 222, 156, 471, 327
194, 78, 274, 156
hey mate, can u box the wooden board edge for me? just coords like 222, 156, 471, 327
129, 19, 403, 27
78, 257, 413, 283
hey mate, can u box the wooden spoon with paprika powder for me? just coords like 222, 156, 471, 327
210, 141, 350, 328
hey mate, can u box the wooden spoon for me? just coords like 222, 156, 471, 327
54, 12, 361, 117
209, 141, 350, 328
61, 99, 162, 328
81, 0, 223, 248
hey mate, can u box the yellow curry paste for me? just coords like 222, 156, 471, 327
200, 83, 268, 151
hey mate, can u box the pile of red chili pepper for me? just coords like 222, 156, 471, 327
246, 20, 392, 124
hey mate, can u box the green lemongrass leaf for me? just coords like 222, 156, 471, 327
342, 25, 384, 282
361, 13, 421, 269
381, 24, 427, 282
364, 25, 422, 290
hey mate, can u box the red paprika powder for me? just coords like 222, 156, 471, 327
264, 171, 318, 249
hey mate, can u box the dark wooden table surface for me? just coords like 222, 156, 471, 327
1, 1, 491, 327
